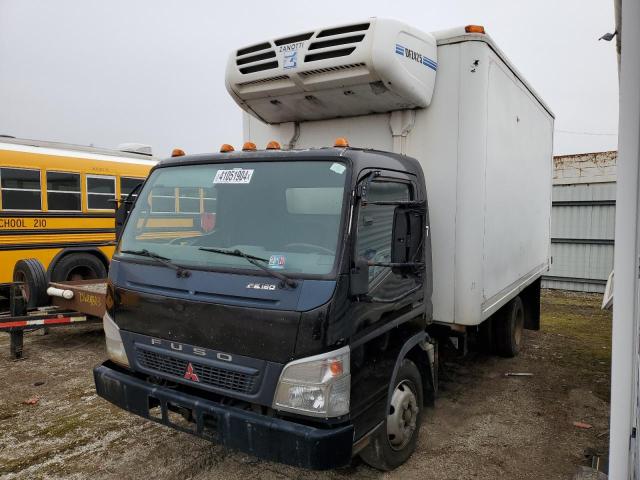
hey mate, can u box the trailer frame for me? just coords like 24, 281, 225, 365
0, 281, 104, 359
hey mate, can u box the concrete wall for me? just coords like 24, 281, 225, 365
553, 150, 617, 185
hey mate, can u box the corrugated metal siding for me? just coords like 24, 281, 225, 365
542, 181, 616, 293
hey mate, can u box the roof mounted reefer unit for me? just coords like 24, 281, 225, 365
225, 18, 437, 124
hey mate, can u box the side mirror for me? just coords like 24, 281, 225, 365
350, 257, 370, 296
391, 205, 424, 273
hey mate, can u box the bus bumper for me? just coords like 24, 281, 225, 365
94, 362, 354, 470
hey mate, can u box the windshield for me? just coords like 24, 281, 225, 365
118, 160, 348, 276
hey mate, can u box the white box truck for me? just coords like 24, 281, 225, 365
229, 19, 554, 334
95, 18, 553, 471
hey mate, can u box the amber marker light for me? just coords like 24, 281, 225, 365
329, 359, 344, 377
465, 25, 486, 34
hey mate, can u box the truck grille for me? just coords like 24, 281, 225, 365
136, 349, 258, 394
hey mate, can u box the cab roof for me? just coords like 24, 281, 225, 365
155, 146, 423, 178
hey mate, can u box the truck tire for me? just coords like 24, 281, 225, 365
360, 359, 423, 471
13, 259, 49, 308
50, 253, 107, 282
494, 296, 525, 357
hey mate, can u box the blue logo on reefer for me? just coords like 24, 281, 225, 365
395, 44, 437, 71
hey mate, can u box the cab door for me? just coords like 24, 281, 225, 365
348, 169, 427, 440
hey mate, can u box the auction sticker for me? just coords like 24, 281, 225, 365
213, 168, 254, 184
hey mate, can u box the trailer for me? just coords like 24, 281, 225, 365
0, 277, 106, 359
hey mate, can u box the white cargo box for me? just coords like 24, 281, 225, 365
237, 21, 554, 326
226, 19, 437, 124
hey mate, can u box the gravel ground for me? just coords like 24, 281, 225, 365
0, 290, 611, 479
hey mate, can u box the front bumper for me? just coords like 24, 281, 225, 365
94, 362, 354, 469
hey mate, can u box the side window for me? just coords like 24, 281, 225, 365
0, 167, 42, 211
150, 187, 176, 213
178, 187, 201, 213
120, 177, 144, 200
177, 187, 218, 214
47, 172, 81, 211
86, 175, 116, 210
202, 187, 217, 213
356, 181, 410, 284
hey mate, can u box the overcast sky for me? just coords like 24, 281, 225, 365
0, 0, 618, 157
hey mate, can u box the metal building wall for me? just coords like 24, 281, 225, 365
542, 152, 617, 293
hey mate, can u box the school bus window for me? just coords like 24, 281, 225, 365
120, 177, 144, 199
150, 186, 176, 213
86, 175, 116, 210
203, 187, 217, 212
47, 171, 81, 211
0, 167, 42, 211
178, 187, 201, 213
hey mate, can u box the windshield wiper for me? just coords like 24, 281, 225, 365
120, 249, 191, 278
199, 247, 297, 289
198, 247, 269, 263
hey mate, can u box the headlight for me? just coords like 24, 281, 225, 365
103, 312, 129, 368
273, 346, 350, 418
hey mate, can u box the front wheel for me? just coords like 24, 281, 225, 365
360, 359, 423, 471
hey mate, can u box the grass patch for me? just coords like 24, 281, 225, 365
38, 406, 126, 439
0, 404, 19, 421
0, 439, 84, 475
40, 413, 92, 438
540, 289, 612, 399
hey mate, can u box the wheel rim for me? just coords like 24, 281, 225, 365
14, 271, 30, 302
387, 380, 419, 451
514, 303, 524, 346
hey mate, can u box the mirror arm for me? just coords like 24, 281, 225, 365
115, 183, 143, 242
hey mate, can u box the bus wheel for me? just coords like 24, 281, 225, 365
50, 253, 107, 282
494, 296, 525, 357
360, 359, 423, 471
13, 259, 49, 308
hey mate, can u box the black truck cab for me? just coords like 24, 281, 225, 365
94, 146, 437, 470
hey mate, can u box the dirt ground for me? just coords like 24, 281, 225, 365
0, 290, 611, 479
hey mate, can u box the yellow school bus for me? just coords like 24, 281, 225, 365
0, 137, 156, 296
